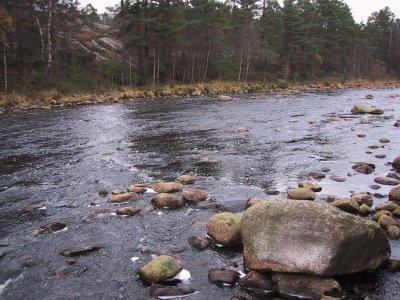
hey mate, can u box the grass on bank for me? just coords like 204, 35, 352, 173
1, 78, 399, 109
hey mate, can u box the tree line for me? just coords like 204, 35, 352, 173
1, 0, 400, 94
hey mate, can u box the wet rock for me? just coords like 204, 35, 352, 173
236, 127, 249, 133
387, 225, 400, 238
384, 259, 400, 272
149, 285, 197, 298
309, 172, 326, 179
375, 202, 399, 212
241, 200, 390, 276
139, 255, 182, 283
365, 94, 374, 99
61, 246, 101, 257
393, 156, 400, 172
67, 258, 77, 265
287, 188, 315, 200
323, 195, 336, 203
368, 145, 380, 150
395, 120, 400, 127
152, 193, 186, 209
352, 162, 375, 174
351, 193, 373, 207
331, 198, 360, 214
108, 192, 139, 203
308, 117, 317, 124
375, 154, 386, 159
379, 137, 390, 143
330, 175, 346, 182
265, 188, 280, 195
208, 268, 240, 286
392, 208, 400, 218
127, 186, 147, 194
218, 95, 232, 101
238, 271, 275, 293
25, 203, 45, 211
272, 273, 344, 300
378, 215, 397, 229
98, 189, 108, 196
351, 103, 384, 115
387, 172, 400, 181
34, 222, 68, 235
389, 186, 400, 202
357, 133, 366, 138
374, 176, 399, 186
298, 181, 322, 192
112, 189, 126, 195
22, 257, 38, 268
206, 212, 242, 246
86, 209, 111, 221
153, 181, 184, 193
182, 188, 208, 203
372, 211, 393, 221
116, 206, 141, 216
370, 184, 381, 190
246, 197, 264, 208
358, 204, 371, 216
188, 236, 213, 250
176, 174, 196, 185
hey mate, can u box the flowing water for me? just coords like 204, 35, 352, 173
0, 89, 399, 299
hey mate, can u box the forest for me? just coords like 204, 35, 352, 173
1, 0, 400, 95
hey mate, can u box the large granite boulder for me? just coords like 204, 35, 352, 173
241, 200, 390, 276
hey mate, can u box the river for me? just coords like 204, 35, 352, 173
0, 88, 399, 299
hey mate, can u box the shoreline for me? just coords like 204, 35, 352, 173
1, 79, 400, 113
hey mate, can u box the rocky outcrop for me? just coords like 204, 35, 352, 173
241, 200, 390, 276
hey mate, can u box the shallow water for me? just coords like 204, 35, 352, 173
0, 89, 399, 299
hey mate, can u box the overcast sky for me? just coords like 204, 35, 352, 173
80, 0, 400, 23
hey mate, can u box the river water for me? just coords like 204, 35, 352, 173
0, 89, 399, 299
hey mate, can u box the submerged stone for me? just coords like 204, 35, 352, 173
208, 268, 240, 286
272, 273, 344, 300
176, 174, 196, 185
352, 162, 375, 174
238, 271, 275, 293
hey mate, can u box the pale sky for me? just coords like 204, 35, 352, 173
80, 0, 400, 23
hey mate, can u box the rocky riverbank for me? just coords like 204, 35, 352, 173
1, 78, 400, 113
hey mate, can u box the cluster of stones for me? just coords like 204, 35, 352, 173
151, 174, 208, 209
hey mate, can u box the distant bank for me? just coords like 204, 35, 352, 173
1, 78, 400, 112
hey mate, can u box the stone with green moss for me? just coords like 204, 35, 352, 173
206, 212, 242, 246
351, 103, 384, 115
138, 255, 182, 283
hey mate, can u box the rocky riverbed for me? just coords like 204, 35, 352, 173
0, 88, 400, 299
